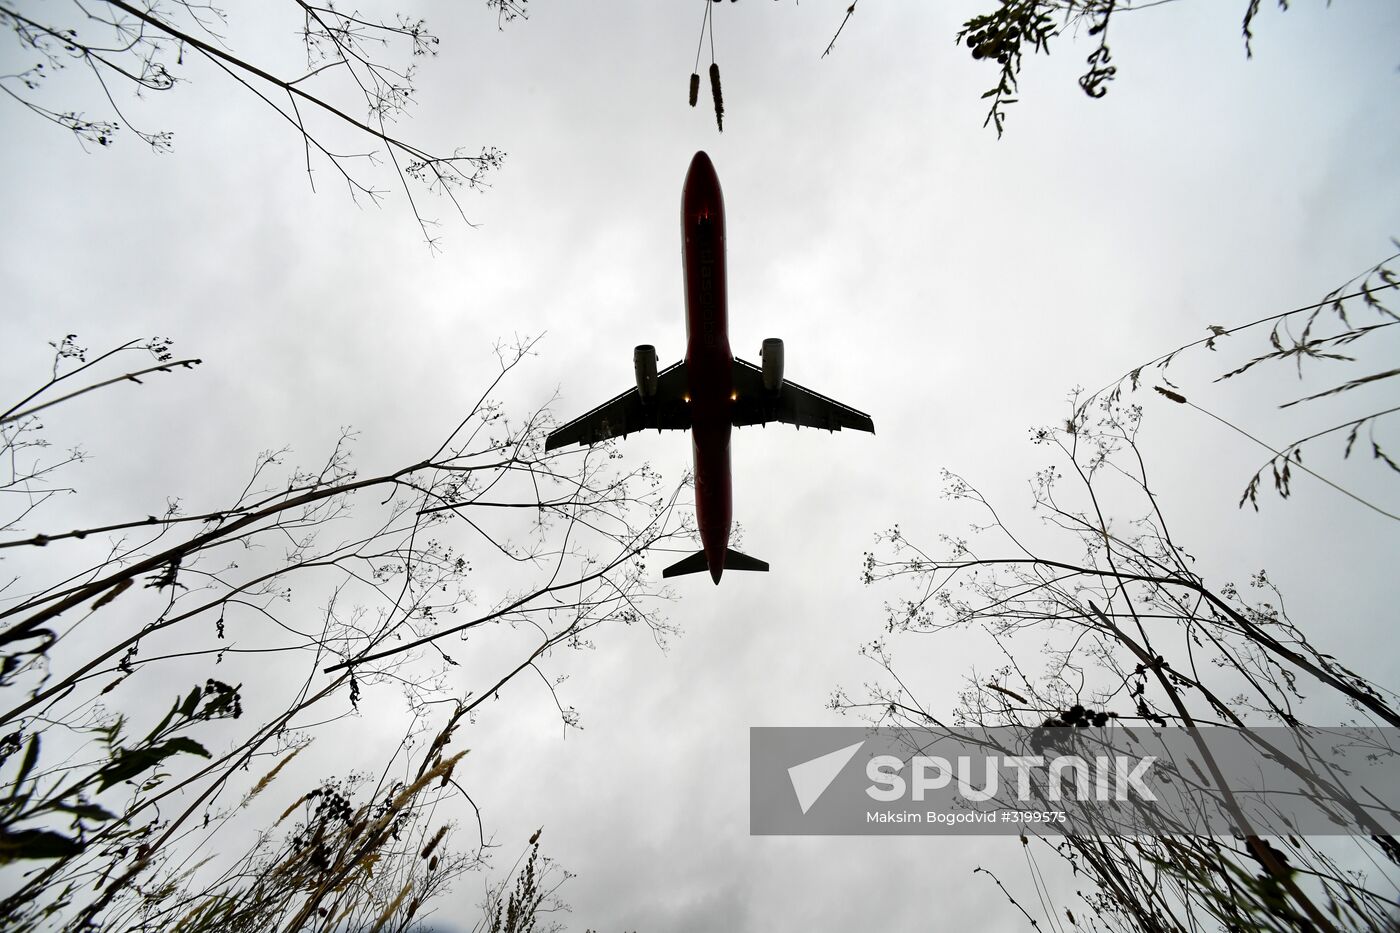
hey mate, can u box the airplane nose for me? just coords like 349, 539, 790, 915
682, 150, 724, 223
685, 151, 719, 190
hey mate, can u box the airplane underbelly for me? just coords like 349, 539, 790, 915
693, 422, 732, 563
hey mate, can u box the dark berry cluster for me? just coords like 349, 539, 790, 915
967, 27, 1020, 65
1042, 704, 1114, 728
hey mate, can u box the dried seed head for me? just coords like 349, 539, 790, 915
368, 881, 414, 933
243, 746, 304, 808
277, 792, 313, 825
421, 824, 449, 860
709, 63, 724, 132
689, 72, 700, 107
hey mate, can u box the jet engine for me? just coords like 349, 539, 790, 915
634, 344, 658, 399
760, 338, 784, 392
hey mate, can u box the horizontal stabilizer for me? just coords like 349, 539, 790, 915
662, 548, 770, 578
721, 549, 770, 573
661, 551, 709, 578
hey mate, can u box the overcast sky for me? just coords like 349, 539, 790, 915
3, 1, 1399, 930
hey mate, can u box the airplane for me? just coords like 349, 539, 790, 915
545, 151, 874, 584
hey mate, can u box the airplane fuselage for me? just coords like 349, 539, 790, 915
680, 151, 734, 583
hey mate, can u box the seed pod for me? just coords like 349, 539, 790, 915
709, 62, 724, 132
689, 72, 699, 107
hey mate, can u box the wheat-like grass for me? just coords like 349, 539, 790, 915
242, 745, 304, 809
367, 880, 413, 933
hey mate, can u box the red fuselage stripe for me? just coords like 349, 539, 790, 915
680, 152, 733, 577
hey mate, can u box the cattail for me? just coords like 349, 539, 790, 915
92, 577, 133, 610
421, 825, 449, 860
689, 72, 700, 107
709, 62, 724, 132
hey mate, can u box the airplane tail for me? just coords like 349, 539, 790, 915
662, 548, 769, 579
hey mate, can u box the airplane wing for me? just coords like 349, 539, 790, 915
730, 358, 875, 434
545, 360, 690, 450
